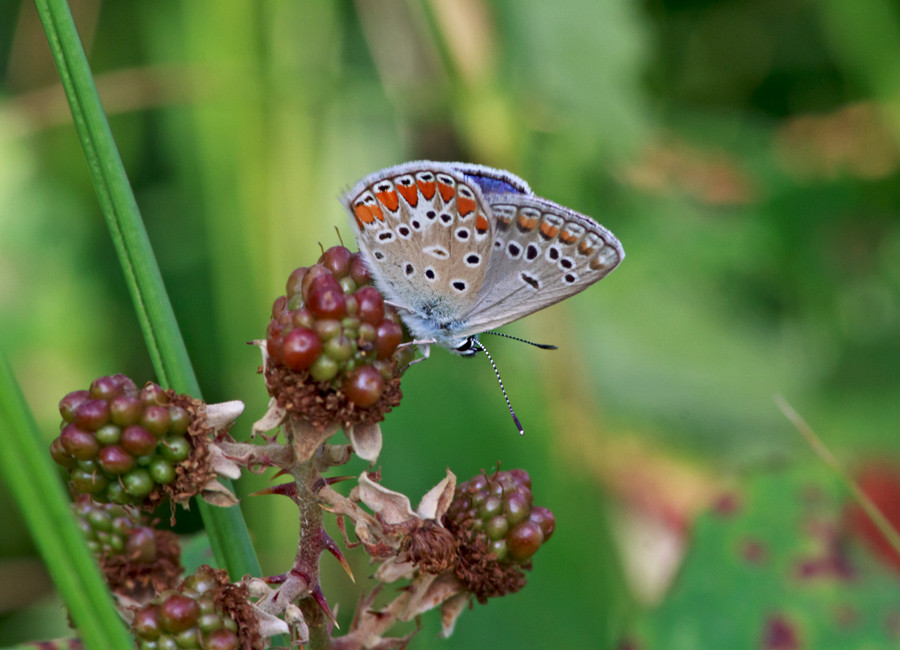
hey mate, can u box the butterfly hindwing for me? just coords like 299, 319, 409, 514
457, 193, 624, 336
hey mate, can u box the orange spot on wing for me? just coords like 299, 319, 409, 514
578, 241, 595, 255
368, 201, 385, 221
375, 189, 399, 212
396, 183, 418, 206
560, 229, 577, 244
540, 222, 559, 239
438, 181, 456, 203
354, 203, 375, 224
517, 214, 538, 232
457, 195, 476, 216
476, 213, 489, 233
418, 179, 436, 200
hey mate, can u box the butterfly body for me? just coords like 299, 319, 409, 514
342, 161, 624, 356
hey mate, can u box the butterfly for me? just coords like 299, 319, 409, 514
342, 160, 624, 359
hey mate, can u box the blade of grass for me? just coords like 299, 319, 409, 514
775, 395, 900, 559
32, 0, 260, 581
0, 355, 132, 650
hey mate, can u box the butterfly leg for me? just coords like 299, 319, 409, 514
397, 339, 434, 372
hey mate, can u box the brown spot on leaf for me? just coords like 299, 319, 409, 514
740, 538, 768, 564
763, 614, 801, 650
712, 492, 741, 517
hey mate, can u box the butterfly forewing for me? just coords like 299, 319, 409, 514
458, 193, 624, 336
344, 163, 496, 325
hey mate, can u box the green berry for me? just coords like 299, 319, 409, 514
150, 459, 176, 484
123, 469, 154, 497
160, 436, 191, 463
309, 354, 339, 381
95, 424, 122, 445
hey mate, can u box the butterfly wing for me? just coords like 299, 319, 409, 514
343, 162, 497, 340
455, 193, 624, 336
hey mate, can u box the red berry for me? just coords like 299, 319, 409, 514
168, 406, 191, 435
60, 424, 99, 460
133, 605, 162, 639
206, 628, 240, 650
141, 406, 171, 437
74, 399, 110, 431
111, 374, 138, 395
503, 491, 530, 525
307, 284, 347, 320
266, 335, 284, 365
159, 594, 200, 633
121, 425, 158, 456
286, 267, 308, 298
141, 383, 169, 406
98, 445, 135, 475
109, 394, 143, 427
509, 469, 531, 489
344, 366, 384, 407
125, 526, 157, 563
529, 506, 555, 542
282, 327, 323, 370
89, 376, 122, 401
300, 264, 332, 300
507, 520, 544, 562
60, 390, 91, 423
321, 246, 353, 278
350, 254, 372, 285
50, 437, 77, 469
375, 320, 403, 359
355, 287, 384, 325
271, 295, 288, 318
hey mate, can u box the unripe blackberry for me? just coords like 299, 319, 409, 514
131, 567, 263, 650
50, 376, 219, 510
263, 246, 411, 432
72, 497, 181, 599
444, 469, 555, 603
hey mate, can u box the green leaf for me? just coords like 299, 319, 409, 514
632, 465, 900, 649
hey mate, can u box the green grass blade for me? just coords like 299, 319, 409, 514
32, 0, 260, 581
0, 355, 133, 650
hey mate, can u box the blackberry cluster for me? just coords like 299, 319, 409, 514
50, 375, 203, 508
444, 469, 555, 602
132, 567, 258, 650
73, 497, 181, 597
265, 246, 409, 428
74, 498, 159, 560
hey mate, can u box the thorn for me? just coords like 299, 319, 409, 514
325, 475, 354, 485
321, 531, 355, 583
249, 482, 298, 498
271, 467, 290, 479
311, 584, 339, 629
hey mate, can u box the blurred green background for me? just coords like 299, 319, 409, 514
2, 0, 900, 647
